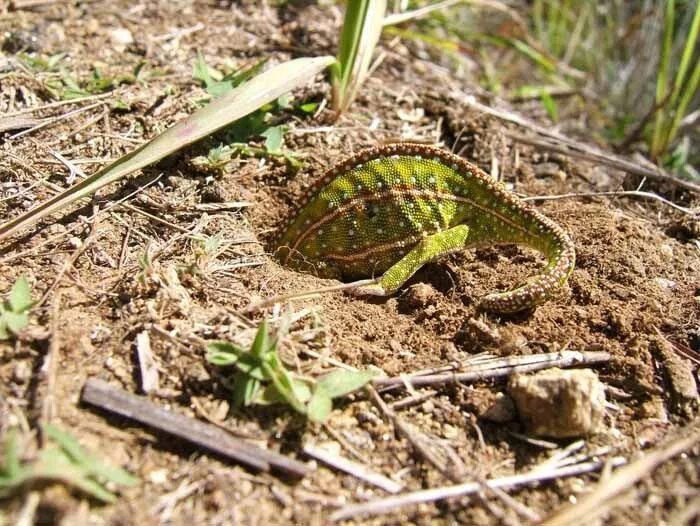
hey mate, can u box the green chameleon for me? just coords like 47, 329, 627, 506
275, 143, 575, 313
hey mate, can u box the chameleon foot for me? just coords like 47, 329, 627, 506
348, 281, 388, 296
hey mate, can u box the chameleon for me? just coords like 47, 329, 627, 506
274, 143, 575, 313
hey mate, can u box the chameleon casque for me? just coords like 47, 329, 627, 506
275, 143, 575, 313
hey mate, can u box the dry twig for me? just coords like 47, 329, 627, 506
523, 190, 698, 216
81, 378, 311, 478
541, 426, 700, 525
373, 350, 611, 391
302, 443, 402, 493
330, 456, 626, 522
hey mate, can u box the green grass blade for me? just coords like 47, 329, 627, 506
0, 56, 334, 244
665, 58, 700, 152
651, 0, 676, 157
42, 423, 139, 487
668, 1, 700, 109
332, 0, 386, 113
662, 2, 700, 152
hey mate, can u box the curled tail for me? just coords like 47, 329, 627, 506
478, 211, 576, 313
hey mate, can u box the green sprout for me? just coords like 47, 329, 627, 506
206, 320, 374, 423
0, 424, 139, 503
0, 277, 33, 340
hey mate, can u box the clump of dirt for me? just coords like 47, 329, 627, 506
0, 1, 698, 525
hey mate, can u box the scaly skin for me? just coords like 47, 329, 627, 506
275, 143, 575, 313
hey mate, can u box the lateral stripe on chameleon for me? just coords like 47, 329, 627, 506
275, 143, 575, 313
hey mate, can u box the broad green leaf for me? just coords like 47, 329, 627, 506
206, 341, 243, 365
2, 429, 22, 479
36, 448, 118, 503
540, 92, 558, 122
226, 59, 267, 89
262, 125, 285, 153
3, 312, 27, 334
250, 319, 271, 359
261, 358, 306, 414
0, 321, 8, 340
299, 101, 319, 114
307, 387, 332, 423
206, 353, 240, 366
9, 277, 32, 313
291, 377, 313, 403
206, 80, 233, 97
332, 0, 386, 113
192, 51, 223, 87
0, 55, 335, 243
255, 384, 287, 405
234, 354, 266, 380
231, 373, 260, 407
316, 369, 375, 399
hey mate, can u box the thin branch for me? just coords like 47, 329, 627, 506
384, 0, 463, 25
38, 292, 62, 445
330, 457, 626, 522
1, 91, 114, 119
302, 443, 402, 493
81, 378, 311, 478
368, 386, 467, 482
36, 205, 101, 308
244, 278, 379, 313
9, 102, 105, 140
523, 190, 698, 216
373, 350, 611, 391
541, 427, 700, 526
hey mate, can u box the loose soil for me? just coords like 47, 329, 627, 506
1, 2, 698, 525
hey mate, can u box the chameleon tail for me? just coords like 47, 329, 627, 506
478, 211, 576, 313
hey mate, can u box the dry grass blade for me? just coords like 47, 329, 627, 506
523, 191, 698, 216
0, 56, 335, 244
302, 443, 402, 493
541, 426, 700, 526
330, 457, 626, 522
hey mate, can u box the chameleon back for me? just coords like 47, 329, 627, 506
275, 143, 575, 312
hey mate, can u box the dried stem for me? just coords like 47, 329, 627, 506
523, 190, 698, 216
81, 378, 311, 478
373, 350, 611, 391
302, 443, 402, 493
330, 457, 626, 522
541, 427, 700, 525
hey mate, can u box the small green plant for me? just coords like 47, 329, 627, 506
18, 52, 66, 72
207, 320, 374, 423
192, 52, 267, 98
0, 277, 33, 339
21, 53, 151, 100
190, 55, 300, 168
0, 424, 138, 503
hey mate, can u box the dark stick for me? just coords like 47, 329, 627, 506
373, 351, 611, 391
81, 378, 311, 478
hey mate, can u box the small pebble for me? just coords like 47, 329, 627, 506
509, 367, 606, 438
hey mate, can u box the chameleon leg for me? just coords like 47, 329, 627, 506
352, 225, 470, 296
